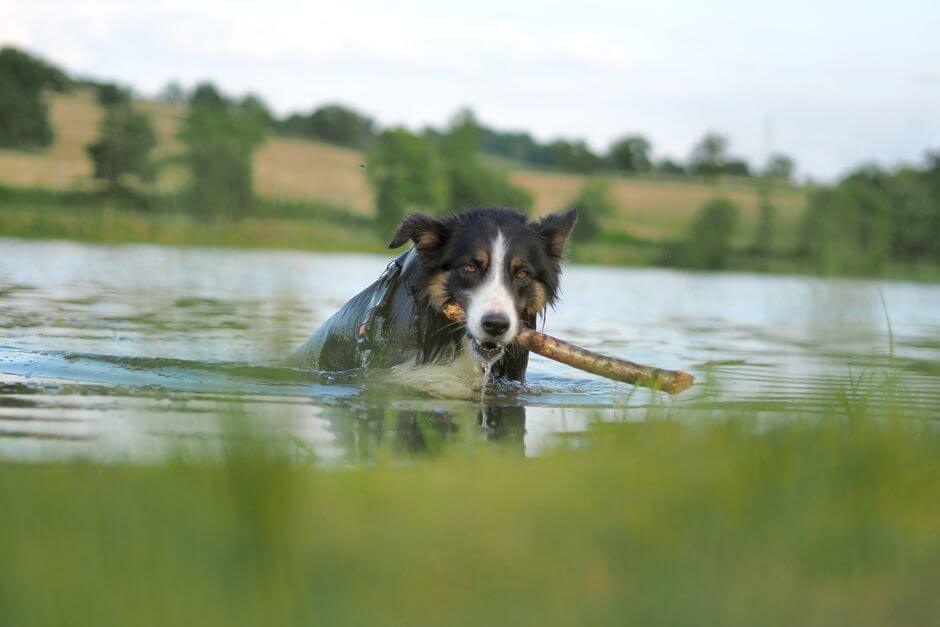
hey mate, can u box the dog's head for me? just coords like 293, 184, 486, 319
390, 207, 577, 358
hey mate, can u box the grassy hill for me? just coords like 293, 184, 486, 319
0, 89, 809, 258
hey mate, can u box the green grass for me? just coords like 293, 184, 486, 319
0, 188, 387, 253
1, 390, 938, 627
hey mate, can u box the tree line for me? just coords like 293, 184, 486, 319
4, 46, 939, 277
155, 79, 794, 183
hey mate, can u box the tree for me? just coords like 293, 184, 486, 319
753, 178, 775, 259
366, 128, 448, 233
239, 93, 276, 129
688, 132, 730, 179
723, 159, 751, 177
675, 197, 741, 269
566, 179, 616, 242
439, 108, 482, 166
157, 81, 187, 106
798, 166, 894, 274
95, 82, 131, 106
179, 88, 267, 218
189, 82, 228, 109
280, 104, 376, 149
764, 153, 795, 182
86, 103, 156, 194
607, 135, 652, 173
0, 47, 69, 148
549, 139, 601, 173
437, 109, 533, 212
656, 158, 686, 176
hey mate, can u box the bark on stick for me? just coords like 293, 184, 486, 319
442, 303, 694, 395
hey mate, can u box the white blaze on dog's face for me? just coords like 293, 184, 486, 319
388, 207, 579, 360
465, 231, 518, 347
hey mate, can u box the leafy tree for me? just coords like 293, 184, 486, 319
240, 93, 276, 129
86, 103, 156, 194
688, 132, 729, 179
673, 197, 741, 269
798, 166, 894, 274
608, 135, 652, 173
481, 128, 550, 165
566, 179, 616, 242
656, 158, 686, 175
157, 81, 188, 105
95, 83, 131, 106
753, 178, 775, 259
689, 132, 752, 179
438, 109, 533, 212
439, 109, 482, 166
723, 159, 751, 177
179, 89, 267, 218
366, 128, 448, 233
549, 139, 601, 173
0, 47, 69, 148
280, 104, 375, 149
189, 82, 228, 109
764, 153, 795, 182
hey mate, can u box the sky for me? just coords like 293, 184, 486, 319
1, 0, 938, 180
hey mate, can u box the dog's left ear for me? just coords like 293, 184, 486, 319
532, 208, 578, 260
389, 213, 449, 252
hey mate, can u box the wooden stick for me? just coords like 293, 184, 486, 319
442, 303, 694, 395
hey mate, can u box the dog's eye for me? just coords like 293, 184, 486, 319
515, 269, 530, 280
463, 264, 476, 273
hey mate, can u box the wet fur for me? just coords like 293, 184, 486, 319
389, 207, 577, 382
290, 207, 576, 392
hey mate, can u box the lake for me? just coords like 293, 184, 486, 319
1, 238, 938, 463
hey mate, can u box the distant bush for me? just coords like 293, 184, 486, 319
86, 103, 157, 195
566, 179, 616, 242
666, 197, 741, 269
280, 104, 375, 149
179, 86, 268, 218
0, 47, 69, 149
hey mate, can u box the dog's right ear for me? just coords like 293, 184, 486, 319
388, 214, 448, 251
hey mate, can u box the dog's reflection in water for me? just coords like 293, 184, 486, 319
324, 404, 527, 463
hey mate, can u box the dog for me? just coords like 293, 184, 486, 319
289, 207, 577, 394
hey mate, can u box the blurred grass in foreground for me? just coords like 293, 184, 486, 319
1, 390, 938, 627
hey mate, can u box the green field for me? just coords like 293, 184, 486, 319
1, 390, 937, 627
0, 89, 808, 261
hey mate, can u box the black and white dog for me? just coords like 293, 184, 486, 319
290, 207, 577, 394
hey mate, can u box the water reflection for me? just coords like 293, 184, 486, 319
2, 238, 940, 464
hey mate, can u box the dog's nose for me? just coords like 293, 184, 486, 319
481, 313, 510, 337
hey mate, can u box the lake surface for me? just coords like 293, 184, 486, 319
2, 238, 939, 463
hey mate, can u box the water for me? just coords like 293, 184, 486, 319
1, 238, 939, 463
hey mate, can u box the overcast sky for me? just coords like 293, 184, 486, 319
2, 0, 938, 179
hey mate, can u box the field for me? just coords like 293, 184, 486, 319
0, 89, 809, 256
1, 393, 938, 627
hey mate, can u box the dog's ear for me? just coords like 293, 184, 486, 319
532, 208, 578, 260
388, 213, 449, 251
